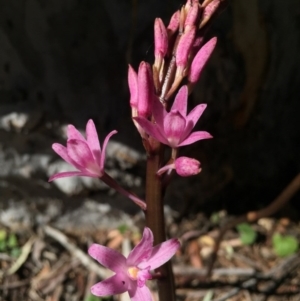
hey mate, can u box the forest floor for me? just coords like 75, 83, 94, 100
0, 196, 299, 301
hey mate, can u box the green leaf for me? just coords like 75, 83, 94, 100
0, 229, 7, 242
10, 247, 21, 258
0, 240, 6, 251
84, 295, 100, 301
117, 224, 128, 234
272, 233, 298, 257
236, 223, 257, 245
7, 234, 18, 248
84, 294, 112, 301
210, 212, 220, 224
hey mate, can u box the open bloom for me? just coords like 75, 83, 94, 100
157, 156, 201, 177
134, 85, 212, 148
88, 227, 180, 301
49, 119, 117, 181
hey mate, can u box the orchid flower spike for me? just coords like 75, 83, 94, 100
88, 227, 180, 301
134, 85, 212, 148
157, 156, 201, 177
49, 119, 117, 181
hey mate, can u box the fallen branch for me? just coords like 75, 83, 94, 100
43, 225, 107, 278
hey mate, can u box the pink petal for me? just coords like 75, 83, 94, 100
128, 65, 139, 108
90, 274, 128, 297
152, 97, 166, 128
67, 124, 85, 141
49, 171, 92, 182
129, 284, 152, 301
171, 86, 188, 116
88, 244, 126, 273
188, 37, 217, 84
164, 111, 186, 147
127, 228, 154, 266
100, 130, 117, 171
86, 119, 101, 162
178, 131, 213, 146
67, 139, 96, 169
186, 103, 207, 127
139, 238, 180, 270
52, 143, 74, 166
134, 117, 169, 145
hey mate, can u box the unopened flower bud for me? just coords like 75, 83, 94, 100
184, 0, 193, 13
128, 65, 138, 109
175, 157, 201, 177
167, 10, 180, 36
200, 0, 220, 29
157, 156, 201, 177
176, 26, 196, 72
188, 37, 217, 84
154, 18, 168, 60
137, 62, 154, 118
184, 0, 200, 30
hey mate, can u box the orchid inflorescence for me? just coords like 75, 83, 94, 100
49, 1, 221, 300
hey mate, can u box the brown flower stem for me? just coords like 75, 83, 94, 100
145, 140, 176, 301
206, 173, 300, 278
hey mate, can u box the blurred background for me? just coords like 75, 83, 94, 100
0, 0, 300, 218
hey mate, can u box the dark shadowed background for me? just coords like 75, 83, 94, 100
0, 0, 300, 217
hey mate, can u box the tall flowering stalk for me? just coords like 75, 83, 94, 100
49, 0, 224, 300
128, 1, 221, 300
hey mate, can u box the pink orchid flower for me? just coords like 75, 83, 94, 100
89, 227, 180, 301
49, 120, 147, 210
49, 119, 117, 181
134, 85, 212, 148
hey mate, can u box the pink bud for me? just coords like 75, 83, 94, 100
176, 26, 196, 68
185, 0, 199, 29
154, 18, 168, 59
200, 0, 220, 28
185, 0, 193, 13
167, 11, 180, 36
137, 62, 154, 118
128, 65, 138, 108
188, 37, 217, 84
175, 157, 201, 177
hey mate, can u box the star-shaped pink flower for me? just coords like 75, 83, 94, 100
49, 119, 117, 181
134, 85, 212, 148
88, 227, 180, 301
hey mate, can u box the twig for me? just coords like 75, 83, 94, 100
206, 173, 300, 277
173, 266, 256, 278
43, 225, 106, 278
0, 279, 30, 290
210, 254, 300, 301
6, 236, 36, 276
